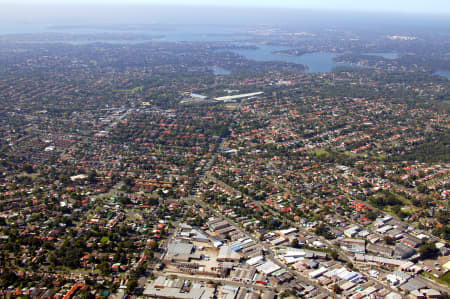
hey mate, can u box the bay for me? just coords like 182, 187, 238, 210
212, 66, 231, 76
2, 24, 355, 73
229, 45, 348, 73
434, 71, 450, 80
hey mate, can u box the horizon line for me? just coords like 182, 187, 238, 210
2, 3, 450, 18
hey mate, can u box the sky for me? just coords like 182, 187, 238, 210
4, 0, 450, 15
2, 0, 450, 29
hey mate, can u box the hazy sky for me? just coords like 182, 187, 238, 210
5, 0, 450, 15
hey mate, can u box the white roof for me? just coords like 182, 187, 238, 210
358, 230, 370, 237
443, 260, 450, 270
278, 227, 298, 235
284, 248, 307, 258
312, 241, 324, 248
386, 292, 402, 299
340, 281, 356, 291
180, 223, 193, 229
422, 289, 441, 296
309, 267, 328, 279
377, 225, 393, 233
215, 92, 263, 101
360, 286, 378, 296
246, 256, 264, 266
256, 261, 281, 275
284, 256, 304, 264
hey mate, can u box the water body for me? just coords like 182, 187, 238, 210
0, 23, 250, 43
2, 24, 352, 72
434, 71, 450, 80
229, 45, 349, 73
17, 40, 156, 45
212, 66, 231, 76
0, 23, 51, 34
364, 52, 399, 59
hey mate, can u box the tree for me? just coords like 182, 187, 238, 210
99, 260, 110, 275
48, 252, 58, 266
419, 243, 439, 260
315, 223, 334, 240
0, 269, 17, 287
437, 211, 449, 225
123, 176, 135, 187
332, 284, 343, 294
23, 164, 33, 174
366, 209, 378, 221
126, 279, 138, 294
384, 236, 395, 245
291, 239, 300, 249
417, 184, 428, 193
88, 170, 98, 184
135, 264, 146, 276
329, 250, 339, 260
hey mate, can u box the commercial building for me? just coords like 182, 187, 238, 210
143, 276, 214, 298
340, 238, 366, 254
163, 240, 201, 263
217, 244, 242, 262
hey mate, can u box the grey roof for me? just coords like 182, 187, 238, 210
401, 233, 424, 246
261, 291, 276, 299
367, 243, 393, 256
394, 243, 416, 259
306, 260, 319, 268
218, 244, 241, 261
191, 229, 209, 241
400, 278, 426, 292
392, 270, 411, 281
167, 240, 194, 255
143, 277, 214, 298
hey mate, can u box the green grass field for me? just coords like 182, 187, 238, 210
114, 86, 144, 93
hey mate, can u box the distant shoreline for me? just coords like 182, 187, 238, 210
272, 49, 312, 57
